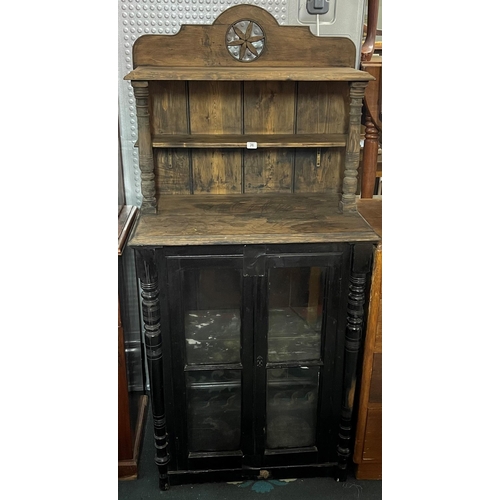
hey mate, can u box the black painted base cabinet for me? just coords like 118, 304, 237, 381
134, 243, 373, 490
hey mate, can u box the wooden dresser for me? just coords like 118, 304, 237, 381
353, 199, 382, 479
124, 5, 380, 490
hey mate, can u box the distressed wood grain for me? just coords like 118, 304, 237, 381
127, 193, 379, 247
243, 81, 295, 193
125, 66, 375, 82
192, 149, 241, 194
149, 81, 188, 135
126, 5, 357, 71
155, 149, 191, 195
294, 82, 349, 193
150, 133, 347, 148
189, 81, 242, 194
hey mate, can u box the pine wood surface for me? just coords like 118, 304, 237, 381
127, 193, 380, 247
148, 79, 353, 197
149, 134, 348, 148
125, 5, 361, 72
125, 66, 375, 82
125, 4, 374, 214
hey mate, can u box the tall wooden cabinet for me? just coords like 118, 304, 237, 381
124, 5, 379, 490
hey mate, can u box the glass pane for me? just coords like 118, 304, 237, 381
183, 267, 242, 365
186, 369, 241, 452
268, 267, 325, 362
266, 367, 320, 449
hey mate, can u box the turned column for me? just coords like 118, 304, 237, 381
339, 82, 368, 213
360, 113, 379, 198
135, 250, 170, 490
132, 81, 157, 214
336, 244, 373, 481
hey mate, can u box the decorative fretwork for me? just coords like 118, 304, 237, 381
226, 20, 265, 62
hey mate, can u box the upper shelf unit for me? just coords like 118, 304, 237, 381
123, 4, 376, 215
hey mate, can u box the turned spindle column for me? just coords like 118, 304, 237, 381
339, 82, 368, 213
132, 81, 157, 214
360, 113, 379, 198
336, 244, 373, 481
135, 250, 170, 490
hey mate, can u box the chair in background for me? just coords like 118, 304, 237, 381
360, 0, 382, 198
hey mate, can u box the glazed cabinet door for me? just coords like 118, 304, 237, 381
254, 249, 349, 467
160, 245, 351, 474
164, 254, 254, 472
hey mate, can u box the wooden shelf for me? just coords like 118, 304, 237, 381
128, 193, 380, 247
124, 66, 375, 82
149, 133, 348, 149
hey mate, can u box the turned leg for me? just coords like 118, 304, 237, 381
135, 249, 170, 490
361, 113, 379, 199
336, 244, 373, 480
132, 81, 157, 214
340, 82, 368, 213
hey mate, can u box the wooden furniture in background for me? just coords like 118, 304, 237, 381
118, 205, 148, 480
360, 0, 382, 198
125, 5, 380, 490
354, 199, 382, 479
361, 0, 381, 63
360, 57, 382, 198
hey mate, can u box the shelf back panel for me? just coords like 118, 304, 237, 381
151, 80, 348, 196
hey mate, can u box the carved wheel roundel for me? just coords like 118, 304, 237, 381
226, 20, 265, 62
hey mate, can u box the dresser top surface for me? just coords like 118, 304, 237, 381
128, 193, 380, 248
